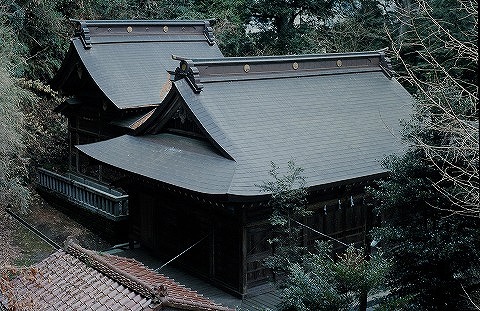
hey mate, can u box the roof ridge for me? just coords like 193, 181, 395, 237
72, 19, 216, 49
185, 49, 389, 63
161, 297, 235, 311
102, 251, 235, 311
170, 50, 393, 93
63, 237, 167, 303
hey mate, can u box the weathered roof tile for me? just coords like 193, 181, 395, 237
1, 239, 233, 311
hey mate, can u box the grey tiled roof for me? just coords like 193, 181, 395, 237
68, 20, 223, 109
174, 68, 412, 195
78, 52, 412, 196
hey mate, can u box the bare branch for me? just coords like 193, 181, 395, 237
390, 0, 479, 217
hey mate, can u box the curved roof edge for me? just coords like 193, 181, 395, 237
76, 134, 237, 195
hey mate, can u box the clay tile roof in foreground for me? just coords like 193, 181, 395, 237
1, 238, 234, 311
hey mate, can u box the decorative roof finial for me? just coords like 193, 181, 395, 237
170, 56, 204, 93
378, 49, 394, 79
73, 20, 92, 49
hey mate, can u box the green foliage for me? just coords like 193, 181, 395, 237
58, 0, 198, 20
392, 0, 478, 89
0, 5, 68, 211
370, 152, 480, 310
259, 160, 310, 271
261, 162, 391, 310
195, 0, 256, 56
0, 68, 32, 212
370, 0, 479, 308
246, 0, 335, 54
277, 241, 391, 311
217, 0, 394, 55
328, 0, 392, 52
0, 10, 36, 211
19, 80, 68, 174
5, 0, 69, 81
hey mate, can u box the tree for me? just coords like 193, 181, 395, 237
259, 160, 310, 272
370, 153, 480, 310
245, 0, 336, 55
328, 0, 392, 52
391, 0, 478, 216
370, 0, 479, 308
278, 241, 391, 311
261, 161, 390, 311
4, 0, 69, 81
0, 8, 35, 212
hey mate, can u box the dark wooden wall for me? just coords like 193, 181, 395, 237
128, 184, 243, 295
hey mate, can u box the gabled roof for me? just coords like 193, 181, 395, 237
1, 238, 233, 311
78, 50, 413, 197
52, 20, 224, 110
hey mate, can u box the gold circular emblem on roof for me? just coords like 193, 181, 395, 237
163, 26, 169, 33
336, 60, 343, 67
126, 26, 133, 33
292, 62, 299, 70
180, 61, 188, 71
244, 64, 250, 73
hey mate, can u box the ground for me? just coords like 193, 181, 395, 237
1, 191, 113, 267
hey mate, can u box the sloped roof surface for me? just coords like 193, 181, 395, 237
77, 134, 236, 194
78, 51, 412, 196
67, 20, 223, 109
1, 240, 233, 310
181, 77, 410, 195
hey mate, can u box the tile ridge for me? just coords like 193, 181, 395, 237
95, 247, 235, 311
161, 296, 236, 311
63, 237, 167, 303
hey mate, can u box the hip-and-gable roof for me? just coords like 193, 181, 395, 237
77, 50, 413, 197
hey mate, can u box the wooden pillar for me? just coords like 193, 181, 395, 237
240, 206, 247, 296
210, 215, 215, 279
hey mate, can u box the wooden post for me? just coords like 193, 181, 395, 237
359, 200, 373, 311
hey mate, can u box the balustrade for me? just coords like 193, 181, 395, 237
37, 168, 128, 221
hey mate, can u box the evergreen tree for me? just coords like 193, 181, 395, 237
260, 160, 310, 272
261, 161, 391, 311
328, 0, 392, 52
371, 153, 480, 309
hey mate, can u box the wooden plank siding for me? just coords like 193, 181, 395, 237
69, 163, 375, 296
128, 184, 243, 296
